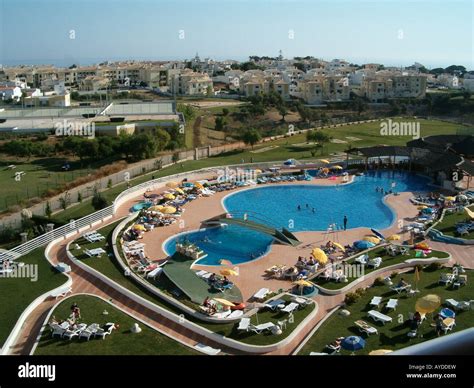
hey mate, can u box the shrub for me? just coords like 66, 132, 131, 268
355, 287, 365, 296
77, 192, 82, 203
426, 262, 443, 271
45, 202, 52, 218
92, 189, 108, 210
107, 178, 113, 189
390, 271, 399, 279
344, 292, 360, 306
0, 226, 17, 243
373, 276, 386, 286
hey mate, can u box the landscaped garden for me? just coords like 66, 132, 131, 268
299, 266, 473, 355
435, 205, 474, 239
311, 246, 450, 290
34, 294, 199, 355
0, 248, 68, 348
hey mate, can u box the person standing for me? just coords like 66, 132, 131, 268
343, 215, 348, 231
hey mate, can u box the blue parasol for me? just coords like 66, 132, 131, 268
354, 240, 376, 250
341, 336, 366, 352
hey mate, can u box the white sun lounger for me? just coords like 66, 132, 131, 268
265, 299, 285, 310
292, 297, 312, 307
386, 299, 398, 311
354, 254, 369, 265
445, 299, 471, 311
50, 324, 67, 338
79, 324, 99, 340
370, 296, 382, 308
368, 310, 393, 325
227, 310, 244, 319
62, 323, 87, 340
354, 320, 378, 336
250, 322, 275, 334
253, 288, 270, 301
390, 284, 411, 294
194, 343, 221, 355
280, 302, 299, 314
94, 323, 115, 339
237, 317, 251, 331
367, 257, 382, 269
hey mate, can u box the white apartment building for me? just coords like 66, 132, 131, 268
436, 74, 460, 89
297, 75, 350, 104
361, 74, 427, 102
0, 86, 22, 101
169, 69, 213, 96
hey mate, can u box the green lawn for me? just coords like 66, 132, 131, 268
34, 295, 199, 355
299, 267, 474, 355
0, 156, 116, 213
435, 206, 474, 239
312, 247, 450, 290
0, 248, 68, 348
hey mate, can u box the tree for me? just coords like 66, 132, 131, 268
45, 202, 52, 218
242, 128, 261, 149
222, 108, 229, 116
155, 128, 171, 151
306, 130, 332, 154
59, 191, 71, 211
215, 116, 226, 131
352, 97, 368, 116
91, 187, 108, 210
277, 104, 288, 122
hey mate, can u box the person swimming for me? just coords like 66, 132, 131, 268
312, 208, 316, 213
297, 205, 301, 211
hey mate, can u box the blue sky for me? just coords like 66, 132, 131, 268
1, 0, 472, 69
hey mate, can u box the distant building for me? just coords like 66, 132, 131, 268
361, 74, 427, 102
0, 86, 22, 101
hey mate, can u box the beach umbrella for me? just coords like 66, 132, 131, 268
311, 248, 328, 265
444, 196, 456, 201
163, 193, 175, 200
422, 207, 434, 214
220, 268, 239, 277
160, 206, 177, 214
440, 308, 455, 319
387, 234, 401, 241
194, 182, 204, 189
363, 236, 380, 244
415, 294, 441, 314
254, 169, 262, 174
341, 336, 366, 353
369, 349, 393, 356
293, 279, 312, 287
320, 159, 330, 164
213, 298, 235, 307
331, 165, 343, 170
166, 181, 179, 188
132, 224, 146, 231
148, 205, 163, 211
417, 205, 428, 210
333, 242, 345, 252
354, 240, 375, 250
370, 228, 385, 240
174, 188, 184, 195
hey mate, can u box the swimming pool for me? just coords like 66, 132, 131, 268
164, 171, 431, 266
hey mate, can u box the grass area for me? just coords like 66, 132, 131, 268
0, 248, 68, 348
312, 247, 450, 290
72, 222, 313, 345
0, 157, 103, 212
435, 206, 474, 239
50, 118, 465, 224
299, 266, 474, 355
34, 295, 199, 355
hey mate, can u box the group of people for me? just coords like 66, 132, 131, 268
208, 273, 233, 290
297, 204, 316, 213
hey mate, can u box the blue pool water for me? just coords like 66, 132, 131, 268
164, 171, 431, 265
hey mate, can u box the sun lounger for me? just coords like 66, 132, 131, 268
253, 288, 270, 301
250, 322, 275, 334
354, 320, 378, 336
386, 299, 398, 311
441, 318, 456, 334
354, 254, 369, 265
227, 310, 244, 319
370, 296, 382, 308
63, 323, 87, 340
310, 352, 330, 355
292, 297, 312, 307
325, 343, 341, 353
280, 302, 299, 314
84, 248, 106, 257
367, 257, 382, 269
452, 275, 467, 289
237, 317, 251, 331
212, 310, 232, 319
94, 323, 115, 339
146, 266, 163, 279
439, 273, 455, 285
265, 299, 285, 311
390, 284, 411, 294
194, 343, 221, 355
79, 324, 99, 340
50, 323, 67, 338
445, 298, 471, 311
368, 310, 393, 325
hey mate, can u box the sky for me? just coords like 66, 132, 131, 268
0, 0, 473, 69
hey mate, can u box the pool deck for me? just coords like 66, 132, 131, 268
138, 175, 427, 301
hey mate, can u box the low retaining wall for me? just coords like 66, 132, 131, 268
429, 228, 474, 245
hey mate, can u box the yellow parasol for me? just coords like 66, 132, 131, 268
254, 169, 262, 174
213, 298, 235, 307
194, 182, 204, 189
311, 248, 328, 265
163, 193, 175, 200
220, 268, 239, 277
332, 165, 343, 170
320, 159, 330, 164
166, 181, 179, 188
387, 234, 401, 241
160, 206, 176, 214
444, 196, 456, 201
417, 205, 428, 210
148, 205, 164, 211
132, 224, 146, 231
465, 207, 474, 220
174, 188, 184, 195
333, 242, 346, 252
369, 349, 393, 356
363, 236, 381, 244
322, 168, 330, 174
415, 294, 441, 314
293, 279, 312, 287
